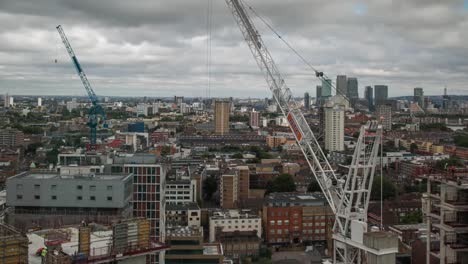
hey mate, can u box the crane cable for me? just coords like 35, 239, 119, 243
242, 0, 351, 105
206, 0, 213, 99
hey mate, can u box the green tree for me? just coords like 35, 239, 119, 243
266, 174, 296, 194
232, 153, 243, 159
409, 143, 418, 153
435, 157, 464, 170
454, 134, 468, 148
307, 180, 321, 192
371, 176, 397, 201
401, 211, 422, 224
46, 148, 60, 165
204, 175, 218, 200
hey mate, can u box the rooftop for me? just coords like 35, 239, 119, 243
9, 171, 131, 181
265, 192, 328, 206
210, 209, 260, 220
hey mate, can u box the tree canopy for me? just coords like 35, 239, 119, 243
371, 176, 397, 201
266, 174, 296, 194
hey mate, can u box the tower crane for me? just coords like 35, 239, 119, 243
56, 25, 106, 150
225, 1, 393, 263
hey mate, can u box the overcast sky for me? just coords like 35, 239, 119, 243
0, 0, 467, 98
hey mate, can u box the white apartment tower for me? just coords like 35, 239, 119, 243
324, 105, 345, 151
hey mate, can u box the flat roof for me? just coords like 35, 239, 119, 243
265, 192, 327, 205
10, 171, 131, 181
166, 202, 200, 211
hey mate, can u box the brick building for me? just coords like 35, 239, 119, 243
263, 192, 333, 249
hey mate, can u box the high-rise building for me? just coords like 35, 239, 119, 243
374, 85, 388, 106
376, 105, 392, 130
346, 77, 359, 99
37, 97, 42, 107
249, 110, 259, 127
8, 96, 14, 107
304, 92, 310, 110
414, 87, 424, 108
324, 105, 344, 151
3, 94, 9, 108
365, 86, 374, 111
214, 100, 231, 135
220, 166, 249, 209
336, 75, 347, 97
316, 85, 323, 106
321, 79, 332, 97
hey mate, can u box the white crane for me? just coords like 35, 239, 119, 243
225, 0, 390, 263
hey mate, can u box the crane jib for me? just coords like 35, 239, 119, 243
287, 112, 302, 141
72, 56, 83, 73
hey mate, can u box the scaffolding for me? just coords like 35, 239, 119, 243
0, 223, 28, 264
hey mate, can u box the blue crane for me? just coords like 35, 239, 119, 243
56, 25, 106, 149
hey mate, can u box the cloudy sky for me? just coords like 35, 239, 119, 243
0, 0, 467, 98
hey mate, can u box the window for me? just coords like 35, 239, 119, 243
77, 185, 83, 190
51, 185, 57, 190
107, 186, 113, 191
90, 196, 96, 201
34, 184, 40, 190
107, 196, 112, 201
51, 195, 57, 200
16, 195, 23, 200
34, 195, 40, 200
270, 221, 275, 226
90, 185, 96, 191
16, 184, 23, 190
277, 220, 282, 226
77, 196, 83, 200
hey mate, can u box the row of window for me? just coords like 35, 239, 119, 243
17, 184, 113, 191
16, 195, 113, 201
167, 185, 190, 189
166, 191, 190, 195
212, 219, 259, 224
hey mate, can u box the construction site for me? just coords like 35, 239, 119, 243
0, 223, 28, 264
24, 218, 168, 264
425, 171, 468, 264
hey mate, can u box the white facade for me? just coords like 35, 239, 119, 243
165, 179, 197, 204
66, 100, 78, 112
37, 97, 42, 107
324, 105, 344, 151
209, 210, 262, 242
8, 96, 14, 107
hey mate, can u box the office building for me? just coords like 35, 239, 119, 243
165, 179, 197, 204
365, 86, 374, 111
0, 128, 24, 147
324, 105, 345, 151
5, 171, 133, 231
66, 100, 79, 112
374, 85, 388, 106
376, 105, 392, 130
37, 97, 42, 107
321, 79, 332, 97
346, 77, 359, 99
336, 75, 347, 96
214, 100, 230, 135
263, 192, 334, 247
111, 154, 166, 244
414, 87, 424, 108
249, 110, 259, 127
304, 92, 310, 110
209, 209, 262, 242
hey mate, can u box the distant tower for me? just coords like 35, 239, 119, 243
413, 87, 424, 109
316, 85, 323, 106
304, 92, 310, 110
3, 94, 9, 108
374, 85, 388, 106
365, 86, 374, 111
214, 100, 231, 135
377, 105, 392, 131
249, 110, 259, 128
321, 79, 332, 97
346, 77, 359, 100
336, 75, 347, 97
37, 97, 42, 107
442, 86, 450, 110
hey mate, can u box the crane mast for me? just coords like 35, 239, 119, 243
56, 25, 105, 148
225, 1, 391, 263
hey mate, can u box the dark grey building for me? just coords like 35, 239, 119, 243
414, 87, 424, 108
6, 171, 133, 231
365, 86, 374, 111
336, 75, 347, 97
346, 77, 359, 99
304, 92, 310, 110
374, 85, 388, 106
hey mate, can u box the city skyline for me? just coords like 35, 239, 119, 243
0, 0, 467, 98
